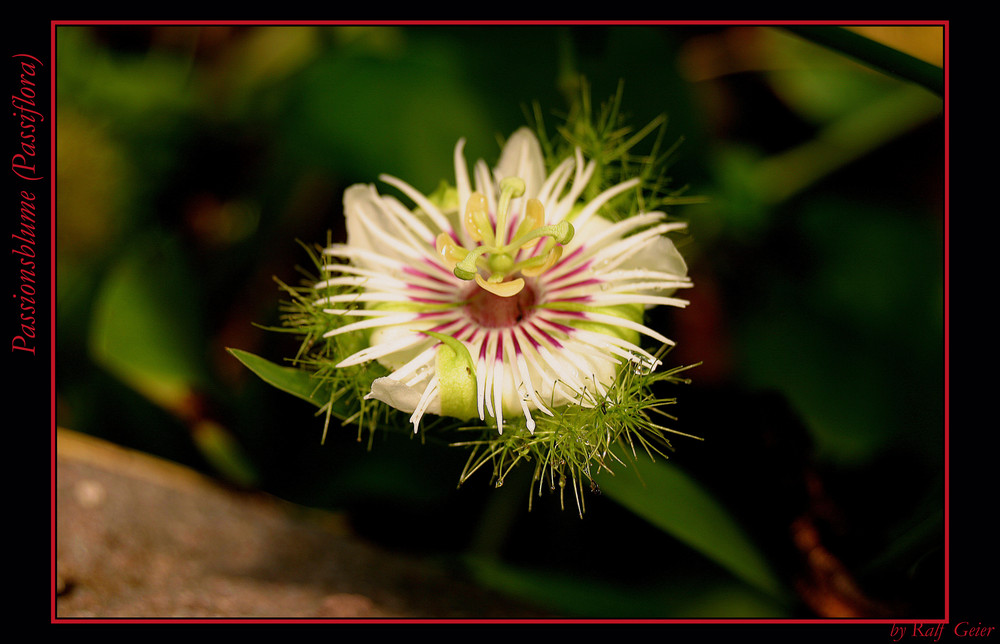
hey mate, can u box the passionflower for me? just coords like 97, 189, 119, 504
316, 128, 691, 435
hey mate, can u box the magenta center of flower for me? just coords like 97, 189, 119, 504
465, 280, 538, 328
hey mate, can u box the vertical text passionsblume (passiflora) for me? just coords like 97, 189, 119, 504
11, 53, 44, 356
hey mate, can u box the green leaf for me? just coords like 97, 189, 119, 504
781, 25, 943, 96
462, 554, 789, 618
599, 450, 787, 600
227, 348, 332, 409
279, 37, 496, 193
88, 236, 207, 411
191, 419, 259, 488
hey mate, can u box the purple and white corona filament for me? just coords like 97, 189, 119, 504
317, 128, 690, 433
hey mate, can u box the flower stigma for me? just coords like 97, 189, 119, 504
438, 176, 575, 298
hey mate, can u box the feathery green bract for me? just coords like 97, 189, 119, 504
452, 354, 700, 517
531, 78, 707, 222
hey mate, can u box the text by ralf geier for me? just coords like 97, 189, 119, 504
11, 52, 43, 357
891, 623, 996, 642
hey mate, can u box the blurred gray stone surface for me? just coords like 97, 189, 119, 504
55, 428, 546, 619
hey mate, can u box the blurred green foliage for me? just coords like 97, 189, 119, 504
55, 24, 944, 618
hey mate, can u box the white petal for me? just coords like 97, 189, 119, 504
519, 323, 597, 405
454, 137, 472, 213
338, 328, 429, 368
565, 326, 660, 370
566, 177, 640, 234
616, 227, 689, 279
505, 331, 552, 418
320, 262, 458, 295
495, 127, 546, 200
548, 309, 675, 347
321, 312, 421, 339
473, 159, 496, 215
378, 173, 455, 237
343, 184, 391, 262
582, 293, 689, 308
492, 343, 505, 431
409, 375, 440, 432
535, 156, 575, 211
475, 334, 490, 421
551, 151, 596, 224
368, 374, 441, 417
589, 223, 688, 276
383, 344, 438, 384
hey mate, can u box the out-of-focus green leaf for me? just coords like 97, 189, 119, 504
598, 450, 787, 600
277, 35, 496, 192
737, 197, 944, 466
751, 84, 942, 205
191, 419, 259, 487
88, 236, 208, 412
56, 109, 131, 261
228, 348, 332, 409
56, 26, 197, 132
463, 554, 789, 618
218, 26, 324, 102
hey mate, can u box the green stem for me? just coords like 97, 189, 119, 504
752, 83, 942, 205
782, 25, 944, 96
